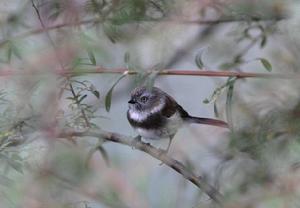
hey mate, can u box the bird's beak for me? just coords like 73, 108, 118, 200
128, 99, 136, 104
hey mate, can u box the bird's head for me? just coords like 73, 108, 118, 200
128, 86, 165, 113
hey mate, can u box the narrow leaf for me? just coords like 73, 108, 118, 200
195, 51, 204, 69
87, 49, 96, 65
86, 145, 110, 167
89, 84, 100, 99
10, 42, 21, 59
105, 74, 127, 112
7, 45, 12, 62
226, 79, 235, 129
92, 90, 100, 99
260, 36, 267, 48
7, 159, 23, 174
146, 70, 160, 89
0, 175, 13, 187
214, 102, 219, 118
97, 146, 110, 166
259, 58, 272, 72
220, 62, 237, 70
203, 99, 209, 104
124, 52, 130, 63
78, 94, 87, 103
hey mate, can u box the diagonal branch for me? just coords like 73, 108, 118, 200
59, 129, 224, 205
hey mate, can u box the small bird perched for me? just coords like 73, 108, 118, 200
127, 86, 228, 151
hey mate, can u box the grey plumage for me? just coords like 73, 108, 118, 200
127, 86, 228, 149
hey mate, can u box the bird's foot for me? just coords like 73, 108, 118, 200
158, 148, 169, 166
131, 135, 142, 149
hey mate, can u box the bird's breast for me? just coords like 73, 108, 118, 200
128, 110, 184, 140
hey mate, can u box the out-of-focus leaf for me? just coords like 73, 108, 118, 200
105, 74, 127, 112
103, 24, 119, 43
86, 49, 96, 65
214, 102, 219, 118
86, 144, 109, 167
146, 70, 160, 89
10, 42, 21, 60
7, 159, 23, 174
259, 58, 272, 72
92, 90, 100, 99
66, 97, 75, 101
203, 84, 227, 104
89, 84, 100, 99
203, 99, 209, 104
124, 51, 130, 64
220, 62, 238, 70
226, 78, 236, 128
0, 175, 13, 187
85, 0, 105, 14
7, 45, 12, 62
6, 41, 22, 62
0, 153, 24, 175
195, 51, 205, 69
260, 36, 267, 48
78, 94, 87, 103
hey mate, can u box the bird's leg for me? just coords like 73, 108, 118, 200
133, 135, 142, 142
165, 134, 175, 153
165, 138, 172, 153
131, 135, 142, 149
158, 135, 175, 166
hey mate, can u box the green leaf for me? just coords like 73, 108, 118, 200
0, 175, 13, 187
92, 90, 100, 99
260, 36, 267, 48
78, 94, 87, 103
203, 99, 209, 104
7, 159, 23, 174
89, 84, 100, 99
145, 70, 160, 89
219, 62, 238, 70
259, 58, 272, 72
195, 51, 205, 69
214, 102, 219, 118
66, 97, 75, 101
7, 45, 12, 62
203, 77, 237, 104
105, 74, 127, 112
226, 78, 236, 129
124, 51, 130, 64
86, 144, 110, 167
10, 42, 21, 60
86, 49, 96, 65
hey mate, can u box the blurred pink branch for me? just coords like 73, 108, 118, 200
0, 15, 285, 48
0, 67, 298, 79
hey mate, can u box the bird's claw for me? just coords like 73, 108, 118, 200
131, 135, 142, 149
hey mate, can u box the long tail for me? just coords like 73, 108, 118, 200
184, 116, 229, 128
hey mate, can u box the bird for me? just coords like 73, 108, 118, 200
127, 86, 228, 152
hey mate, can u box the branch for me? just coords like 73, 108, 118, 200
0, 15, 286, 47
0, 67, 298, 79
58, 129, 224, 205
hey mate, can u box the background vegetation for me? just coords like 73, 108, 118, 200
0, 0, 299, 207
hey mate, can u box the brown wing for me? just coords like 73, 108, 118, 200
161, 95, 189, 118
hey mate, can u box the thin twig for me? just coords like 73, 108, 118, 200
59, 129, 225, 205
0, 15, 286, 48
0, 68, 298, 79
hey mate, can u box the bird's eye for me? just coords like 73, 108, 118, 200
140, 96, 148, 103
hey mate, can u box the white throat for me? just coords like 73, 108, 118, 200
128, 98, 165, 122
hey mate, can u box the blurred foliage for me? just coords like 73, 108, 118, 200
0, 0, 300, 208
